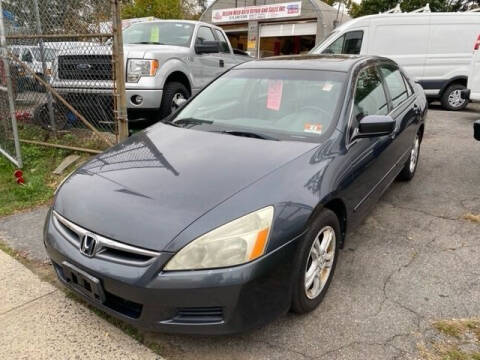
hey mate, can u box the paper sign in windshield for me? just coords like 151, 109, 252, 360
267, 80, 283, 111
304, 123, 323, 134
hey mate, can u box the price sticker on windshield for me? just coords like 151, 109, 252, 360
266, 80, 283, 111
304, 123, 323, 134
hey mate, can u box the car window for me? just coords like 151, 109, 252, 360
351, 66, 389, 137
379, 64, 409, 108
323, 31, 363, 55
214, 29, 230, 53
196, 26, 216, 44
173, 69, 346, 142
402, 73, 414, 97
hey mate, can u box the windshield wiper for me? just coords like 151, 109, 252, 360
215, 130, 278, 141
131, 41, 165, 45
172, 118, 213, 127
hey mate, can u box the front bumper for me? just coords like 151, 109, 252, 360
44, 210, 300, 334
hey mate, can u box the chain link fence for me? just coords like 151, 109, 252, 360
0, 0, 127, 166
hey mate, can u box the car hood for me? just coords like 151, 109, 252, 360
124, 43, 190, 60
54, 124, 317, 251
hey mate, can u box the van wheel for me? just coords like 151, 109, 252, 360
291, 209, 340, 314
159, 82, 190, 119
441, 84, 468, 111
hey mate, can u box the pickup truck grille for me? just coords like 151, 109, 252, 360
58, 55, 112, 81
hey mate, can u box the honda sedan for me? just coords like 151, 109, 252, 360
44, 55, 427, 334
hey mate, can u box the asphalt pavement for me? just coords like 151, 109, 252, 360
0, 103, 479, 360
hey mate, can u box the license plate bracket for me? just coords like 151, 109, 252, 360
61, 261, 106, 303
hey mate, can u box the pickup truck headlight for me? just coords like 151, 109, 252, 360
126, 59, 159, 82
164, 206, 274, 271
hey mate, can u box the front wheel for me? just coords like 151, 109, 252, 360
291, 209, 340, 314
441, 84, 468, 111
159, 81, 190, 119
397, 132, 421, 181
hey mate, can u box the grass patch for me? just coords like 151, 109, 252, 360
0, 143, 87, 216
420, 319, 480, 360
463, 213, 480, 224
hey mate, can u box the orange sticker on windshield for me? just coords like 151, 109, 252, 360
266, 80, 283, 111
304, 123, 323, 134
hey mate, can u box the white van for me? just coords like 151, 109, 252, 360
310, 12, 480, 111
464, 34, 480, 102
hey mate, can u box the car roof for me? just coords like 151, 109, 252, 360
235, 55, 393, 72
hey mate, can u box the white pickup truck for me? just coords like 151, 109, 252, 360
50, 20, 250, 125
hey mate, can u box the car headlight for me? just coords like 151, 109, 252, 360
127, 59, 159, 82
164, 206, 274, 271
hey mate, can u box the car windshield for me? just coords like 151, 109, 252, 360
31, 48, 56, 61
172, 69, 346, 142
123, 22, 194, 47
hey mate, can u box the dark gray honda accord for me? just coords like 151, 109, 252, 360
44, 55, 427, 334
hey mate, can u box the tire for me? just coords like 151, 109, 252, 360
441, 84, 468, 111
33, 103, 67, 131
159, 81, 190, 119
291, 209, 340, 314
397, 132, 421, 181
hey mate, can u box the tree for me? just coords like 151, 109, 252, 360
121, 0, 184, 19
349, 0, 480, 18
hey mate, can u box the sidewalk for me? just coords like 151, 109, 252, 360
0, 250, 160, 360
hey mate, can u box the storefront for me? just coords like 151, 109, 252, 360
200, 0, 350, 58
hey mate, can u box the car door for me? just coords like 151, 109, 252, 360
339, 64, 394, 221
192, 26, 222, 88
213, 28, 236, 70
377, 63, 419, 175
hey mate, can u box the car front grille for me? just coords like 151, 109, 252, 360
52, 211, 160, 266
58, 55, 112, 81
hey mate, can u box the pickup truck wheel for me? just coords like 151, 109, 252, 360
441, 84, 468, 111
160, 82, 190, 119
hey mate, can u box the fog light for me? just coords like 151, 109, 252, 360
131, 95, 143, 105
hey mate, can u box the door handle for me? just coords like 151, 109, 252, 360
219, 59, 224, 68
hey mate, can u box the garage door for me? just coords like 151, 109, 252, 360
259, 22, 317, 37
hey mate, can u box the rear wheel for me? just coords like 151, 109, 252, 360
291, 209, 340, 314
398, 132, 421, 181
159, 81, 190, 119
441, 84, 468, 111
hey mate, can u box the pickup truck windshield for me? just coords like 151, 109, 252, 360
173, 69, 346, 142
123, 22, 195, 47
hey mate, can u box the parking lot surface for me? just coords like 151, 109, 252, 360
0, 104, 478, 360
146, 105, 480, 359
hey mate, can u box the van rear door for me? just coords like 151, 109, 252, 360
424, 14, 479, 92
468, 35, 480, 101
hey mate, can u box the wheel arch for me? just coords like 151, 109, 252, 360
164, 71, 192, 96
308, 198, 347, 248
439, 76, 467, 97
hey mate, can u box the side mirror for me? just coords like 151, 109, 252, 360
474, 120, 480, 141
357, 115, 396, 138
195, 41, 219, 54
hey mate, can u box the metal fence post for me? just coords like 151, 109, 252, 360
33, 0, 56, 134
111, 0, 128, 141
0, 0, 22, 168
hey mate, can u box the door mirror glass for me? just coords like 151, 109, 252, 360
195, 41, 220, 54
357, 115, 395, 138
474, 120, 480, 141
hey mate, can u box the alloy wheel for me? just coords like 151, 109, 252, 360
304, 226, 336, 300
448, 89, 466, 109
409, 134, 420, 173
